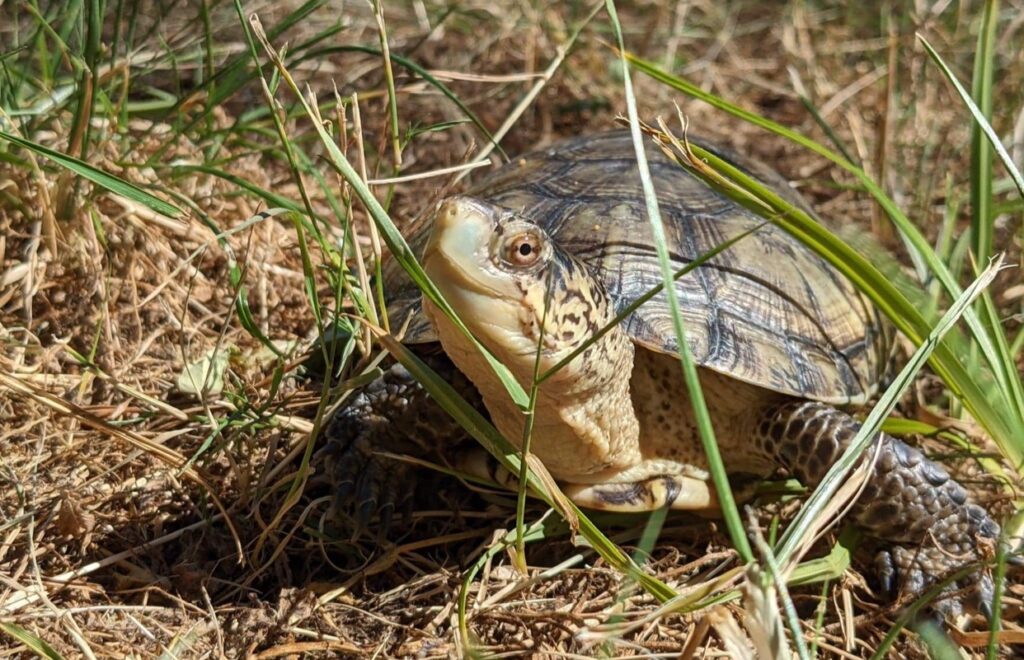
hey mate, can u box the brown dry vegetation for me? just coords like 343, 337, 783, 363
1, 0, 1023, 657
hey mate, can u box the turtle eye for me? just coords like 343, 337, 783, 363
504, 232, 544, 267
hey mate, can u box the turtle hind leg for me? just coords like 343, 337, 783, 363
756, 400, 1001, 617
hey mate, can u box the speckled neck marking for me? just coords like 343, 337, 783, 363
424, 224, 642, 480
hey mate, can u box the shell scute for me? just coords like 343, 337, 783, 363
384, 131, 889, 404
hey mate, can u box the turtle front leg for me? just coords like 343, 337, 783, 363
563, 469, 716, 512
756, 401, 1001, 616
318, 351, 480, 530
458, 449, 720, 512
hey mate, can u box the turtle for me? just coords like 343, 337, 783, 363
322, 130, 1001, 616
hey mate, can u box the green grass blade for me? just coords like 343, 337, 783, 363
247, 16, 529, 409
919, 30, 1024, 199
515, 273, 555, 571
986, 526, 1010, 660
606, 0, 753, 564
776, 258, 1001, 566
917, 621, 964, 660
626, 53, 1024, 454
968, 0, 999, 263
159, 0, 327, 150
0, 623, 64, 660
918, 33, 1024, 434
0, 130, 182, 217
787, 529, 856, 587
458, 516, 562, 649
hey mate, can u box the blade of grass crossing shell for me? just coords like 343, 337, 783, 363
625, 53, 1024, 449
660, 135, 1021, 467
247, 14, 530, 409
606, 0, 753, 563
776, 258, 1002, 567
538, 222, 765, 385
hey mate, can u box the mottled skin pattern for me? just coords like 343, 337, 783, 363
321, 349, 476, 527
756, 401, 999, 615
325, 131, 1000, 615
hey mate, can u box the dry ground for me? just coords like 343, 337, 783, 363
1, 0, 1023, 657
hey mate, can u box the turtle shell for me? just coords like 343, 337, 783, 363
384, 131, 890, 406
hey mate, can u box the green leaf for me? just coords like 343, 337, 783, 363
0, 131, 182, 218
176, 346, 232, 397
0, 623, 64, 660
606, 2, 753, 565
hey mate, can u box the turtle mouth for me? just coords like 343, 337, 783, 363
423, 196, 516, 300
423, 196, 551, 357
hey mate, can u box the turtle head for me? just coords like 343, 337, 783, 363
422, 196, 613, 368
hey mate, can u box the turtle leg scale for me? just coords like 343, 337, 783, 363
318, 353, 477, 530
756, 400, 1000, 616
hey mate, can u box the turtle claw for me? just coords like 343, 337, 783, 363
872, 545, 999, 621
354, 457, 411, 536
323, 427, 415, 535
977, 575, 995, 621
874, 549, 898, 600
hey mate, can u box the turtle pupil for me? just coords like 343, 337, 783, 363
518, 243, 532, 256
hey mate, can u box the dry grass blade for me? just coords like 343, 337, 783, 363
454, 0, 604, 182
0, 372, 243, 564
